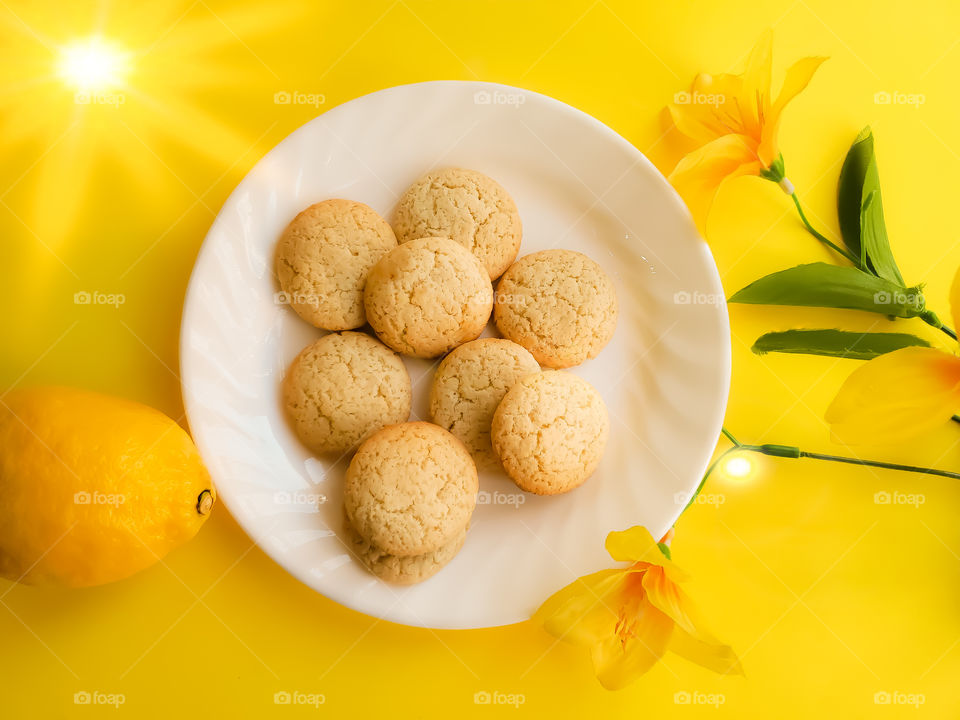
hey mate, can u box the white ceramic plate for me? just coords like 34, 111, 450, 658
180, 81, 730, 629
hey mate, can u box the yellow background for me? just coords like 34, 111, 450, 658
2, 0, 960, 716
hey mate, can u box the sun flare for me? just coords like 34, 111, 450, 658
1, 0, 302, 263
57, 37, 130, 92
723, 455, 753, 479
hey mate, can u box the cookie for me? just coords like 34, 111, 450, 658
282, 332, 411, 455
364, 237, 493, 358
276, 199, 397, 330
343, 510, 467, 585
344, 422, 478, 556
491, 371, 609, 495
494, 249, 618, 368
429, 338, 540, 469
393, 168, 522, 280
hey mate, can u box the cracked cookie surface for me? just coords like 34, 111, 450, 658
276, 199, 397, 330
364, 237, 493, 358
494, 249, 617, 368
429, 338, 540, 469
491, 371, 609, 495
343, 510, 467, 585
393, 167, 522, 280
282, 331, 411, 455
344, 422, 478, 556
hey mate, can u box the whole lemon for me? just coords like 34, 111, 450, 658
0, 386, 215, 587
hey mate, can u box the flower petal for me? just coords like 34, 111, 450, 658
693, 72, 743, 103
950, 265, 960, 333
642, 565, 698, 634
772, 56, 828, 115
758, 55, 827, 165
593, 595, 674, 690
669, 624, 744, 676
536, 569, 626, 647
825, 347, 960, 444
739, 30, 773, 139
604, 526, 691, 588
668, 73, 746, 144
642, 565, 735, 667
668, 134, 762, 232
605, 526, 660, 562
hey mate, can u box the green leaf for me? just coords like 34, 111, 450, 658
751, 329, 931, 360
728, 262, 925, 317
836, 127, 904, 283
837, 128, 871, 264
860, 188, 902, 284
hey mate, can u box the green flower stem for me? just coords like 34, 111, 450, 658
916, 309, 957, 342
738, 444, 960, 479
720, 427, 740, 445
932, 320, 958, 342
789, 192, 862, 266
784, 182, 959, 344
685, 426, 960, 512
794, 450, 960, 479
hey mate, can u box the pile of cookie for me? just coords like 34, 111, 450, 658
277, 168, 617, 584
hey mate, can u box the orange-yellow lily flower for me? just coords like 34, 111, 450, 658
826, 267, 960, 444
667, 31, 827, 230
535, 526, 742, 690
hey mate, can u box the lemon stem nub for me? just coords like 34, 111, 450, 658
196, 490, 214, 516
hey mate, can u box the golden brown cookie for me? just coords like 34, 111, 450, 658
276, 199, 397, 330
491, 371, 609, 495
393, 168, 522, 280
428, 338, 539, 469
494, 249, 618, 368
343, 422, 478, 556
363, 237, 493, 358
282, 332, 411, 455
343, 510, 467, 585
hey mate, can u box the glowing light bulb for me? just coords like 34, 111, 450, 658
723, 455, 752, 479
57, 37, 130, 92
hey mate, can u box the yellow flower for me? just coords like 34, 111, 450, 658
667, 31, 827, 230
535, 526, 742, 690
826, 267, 960, 444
